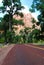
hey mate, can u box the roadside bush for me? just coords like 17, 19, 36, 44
0, 32, 5, 43
0, 37, 5, 43
6, 30, 15, 43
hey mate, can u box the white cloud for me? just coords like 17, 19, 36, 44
31, 13, 38, 21
0, 0, 2, 4
0, 0, 3, 6
21, 5, 39, 21
0, 1, 39, 20
31, 11, 40, 21
21, 5, 29, 13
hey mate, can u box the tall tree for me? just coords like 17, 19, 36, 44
31, 0, 44, 34
2, 14, 9, 43
0, 0, 24, 31
0, 0, 24, 44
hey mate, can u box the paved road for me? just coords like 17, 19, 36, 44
2, 44, 44, 65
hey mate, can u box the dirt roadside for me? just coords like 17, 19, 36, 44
0, 44, 14, 65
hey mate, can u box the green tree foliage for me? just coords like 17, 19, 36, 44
0, 0, 24, 44
20, 27, 31, 43
13, 19, 24, 26
29, 0, 44, 42
0, 22, 3, 30
0, 0, 24, 31
31, 0, 44, 34
31, 18, 37, 29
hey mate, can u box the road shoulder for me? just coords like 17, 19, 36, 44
0, 44, 14, 65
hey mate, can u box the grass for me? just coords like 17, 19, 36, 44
0, 43, 5, 48
33, 42, 44, 45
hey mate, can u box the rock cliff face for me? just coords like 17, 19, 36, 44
13, 13, 33, 34
13, 12, 33, 28
13, 12, 40, 34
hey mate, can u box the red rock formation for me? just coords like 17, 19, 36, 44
13, 13, 32, 28
13, 13, 40, 34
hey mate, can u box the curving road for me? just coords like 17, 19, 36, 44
2, 44, 44, 65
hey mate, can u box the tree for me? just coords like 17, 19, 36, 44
13, 19, 24, 26
31, 0, 44, 34
20, 27, 31, 43
0, 0, 24, 44
0, 0, 24, 31
1, 14, 9, 43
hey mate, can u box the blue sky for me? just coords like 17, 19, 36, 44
0, 0, 33, 13
0, 0, 33, 7
21, 0, 40, 20
0, 0, 40, 20
21, 0, 33, 8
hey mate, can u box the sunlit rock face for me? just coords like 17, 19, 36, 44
23, 13, 33, 28
13, 13, 32, 34
13, 12, 40, 34
13, 12, 33, 27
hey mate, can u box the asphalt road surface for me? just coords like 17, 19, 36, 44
2, 44, 44, 65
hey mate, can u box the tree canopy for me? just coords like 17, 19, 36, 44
31, 0, 44, 33
0, 0, 24, 44
0, 0, 24, 31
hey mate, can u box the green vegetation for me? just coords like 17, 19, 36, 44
0, 0, 24, 44
13, 19, 24, 26
0, 0, 44, 45
29, 0, 44, 45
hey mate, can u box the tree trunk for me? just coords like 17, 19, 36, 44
4, 30, 8, 44
9, 14, 13, 32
